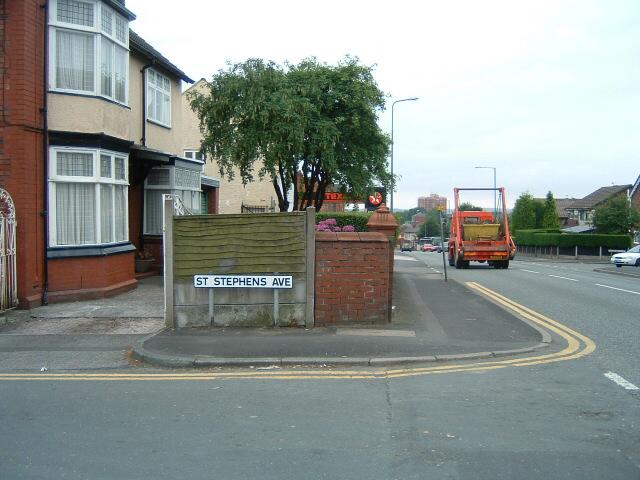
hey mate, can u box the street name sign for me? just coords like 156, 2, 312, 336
194, 275, 293, 289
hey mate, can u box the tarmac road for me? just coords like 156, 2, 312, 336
1, 255, 639, 478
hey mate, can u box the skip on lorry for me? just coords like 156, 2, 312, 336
448, 187, 516, 269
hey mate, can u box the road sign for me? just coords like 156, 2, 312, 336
194, 275, 293, 289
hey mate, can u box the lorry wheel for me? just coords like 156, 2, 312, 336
455, 253, 463, 269
493, 262, 501, 269
502, 260, 510, 269
463, 261, 470, 269
448, 255, 455, 267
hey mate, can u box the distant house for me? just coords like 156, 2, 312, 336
399, 223, 420, 246
565, 185, 632, 226
535, 197, 578, 227
554, 198, 579, 227
631, 175, 640, 210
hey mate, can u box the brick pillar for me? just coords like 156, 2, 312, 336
366, 205, 398, 322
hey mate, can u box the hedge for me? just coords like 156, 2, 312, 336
514, 229, 632, 249
316, 211, 373, 232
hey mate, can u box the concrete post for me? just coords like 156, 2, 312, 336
367, 204, 398, 323
305, 207, 316, 328
163, 196, 175, 328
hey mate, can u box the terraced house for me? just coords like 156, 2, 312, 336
1, 0, 218, 309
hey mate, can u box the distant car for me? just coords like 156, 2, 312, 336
400, 243, 413, 252
610, 245, 640, 267
421, 243, 438, 252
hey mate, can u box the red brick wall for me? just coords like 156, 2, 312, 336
315, 231, 391, 326
1, 1, 46, 308
47, 252, 136, 302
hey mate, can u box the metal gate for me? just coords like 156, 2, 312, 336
0, 188, 18, 312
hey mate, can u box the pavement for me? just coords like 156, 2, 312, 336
2, 256, 634, 369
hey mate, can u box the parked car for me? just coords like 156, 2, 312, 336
401, 243, 413, 252
421, 243, 438, 252
610, 245, 640, 267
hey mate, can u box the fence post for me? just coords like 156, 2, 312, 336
599, 246, 602, 260
305, 207, 316, 328
163, 196, 175, 328
574, 245, 579, 260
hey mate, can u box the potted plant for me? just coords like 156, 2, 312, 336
135, 248, 155, 273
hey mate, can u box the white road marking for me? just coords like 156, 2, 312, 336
548, 274, 578, 282
604, 372, 639, 391
520, 269, 541, 274
595, 284, 640, 296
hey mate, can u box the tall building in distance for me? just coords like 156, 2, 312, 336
418, 194, 448, 211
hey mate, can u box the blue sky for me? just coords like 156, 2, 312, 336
127, 0, 640, 209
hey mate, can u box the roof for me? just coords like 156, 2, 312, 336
129, 30, 194, 84
562, 225, 596, 234
630, 174, 640, 201
567, 185, 631, 209
554, 198, 577, 217
201, 175, 220, 188
400, 223, 420, 234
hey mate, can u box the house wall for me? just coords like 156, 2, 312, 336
48, 53, 185, 154
181, 80, 275, 214
314, 232, 391, 325
47, 252, 136, 302
0, 0, 47, 308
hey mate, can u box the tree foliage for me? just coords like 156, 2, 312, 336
511, 193, 540, 232
592, 195, 640, 234
458, 202, 483, 211
189, 57, 391, 212
541, 191, 560, 229
418, 209, 447, 237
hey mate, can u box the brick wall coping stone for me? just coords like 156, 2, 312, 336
316, 232, 388, 243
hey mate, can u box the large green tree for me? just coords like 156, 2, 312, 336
510, 193, 539, 232
189, 57, 391, 212
541, 191, 560, 228
592, 195, 640, 234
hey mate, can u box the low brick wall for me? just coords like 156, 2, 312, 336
315, 231, 391, 326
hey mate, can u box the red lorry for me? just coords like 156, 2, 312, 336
448, 187, 516, 269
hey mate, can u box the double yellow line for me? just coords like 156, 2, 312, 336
0, 283, 595, 381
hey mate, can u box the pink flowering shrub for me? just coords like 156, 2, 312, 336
315, 218, 356, 233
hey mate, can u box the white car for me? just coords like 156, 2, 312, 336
610, 245, 640, 268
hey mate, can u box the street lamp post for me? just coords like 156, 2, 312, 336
475, 166, 497, 214
390, 97, 418, 212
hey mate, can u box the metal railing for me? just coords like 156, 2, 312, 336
0, 188, 18, 312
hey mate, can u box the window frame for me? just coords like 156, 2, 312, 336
146, 68, 172, 128
49, 146, 130, 247
184, 150, 206, 162
49, 0, 130, 105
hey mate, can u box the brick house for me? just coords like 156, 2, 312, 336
1, 0, 218, 308
565, 185, 632, 226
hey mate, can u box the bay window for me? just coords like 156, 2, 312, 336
50, 0, 129, 104
50, 148, 129, 247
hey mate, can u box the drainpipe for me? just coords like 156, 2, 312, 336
41, 0, 49, 305
139, 62, 154, 250
140, 62, 154, 147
